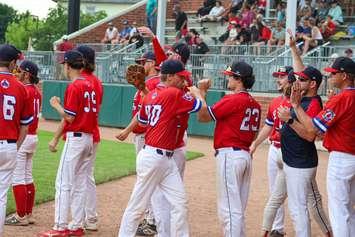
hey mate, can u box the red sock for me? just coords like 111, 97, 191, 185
12, 185, 27, 217
26, 183, 35, 215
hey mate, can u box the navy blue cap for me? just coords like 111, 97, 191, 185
172, 42, 190, 64
272, 66, 293, 77
20, 60, 39, 78
61, 50, 84, 64
160, 59, 191, 78
294, 66, 323, 85
76, 45, 95, 64
324, 57, 355, 74
0, 44, 23, 61
224, 61, 253, 78
135, 51, 156, 63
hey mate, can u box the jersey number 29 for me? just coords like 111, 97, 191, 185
240, 108, 260, 131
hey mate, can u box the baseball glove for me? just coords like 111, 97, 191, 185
126, 64, 146, 90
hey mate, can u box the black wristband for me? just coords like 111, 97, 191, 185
287, 118, 294, 125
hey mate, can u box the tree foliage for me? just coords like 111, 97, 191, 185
0, 3, 17, 43
5, 5, 107, 51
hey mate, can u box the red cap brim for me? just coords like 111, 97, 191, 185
176, 70, 191, 79
223, 70, 235, 76
294, 71, 310, 80
272, 72, 288, 77
323, 67, 339, 73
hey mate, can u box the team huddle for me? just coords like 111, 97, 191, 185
0, 29, 354, 237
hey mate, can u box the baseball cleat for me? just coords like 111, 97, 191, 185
5, 213, 29, 226
27, 214, 36, 224
68, 228, 85, 236
270, 230, 285, 237
84, 220, 98, 231
37, 229, 69, 237
136, 220, 157, 236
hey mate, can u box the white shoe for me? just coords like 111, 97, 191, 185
5, 213, 29, 226
84, 220, 98, 231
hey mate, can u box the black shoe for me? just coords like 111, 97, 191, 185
270, 230, 285, 237
136, 220, 157, 236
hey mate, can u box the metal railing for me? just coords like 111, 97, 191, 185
76, 43, 124, 52
193, 45, 286, 56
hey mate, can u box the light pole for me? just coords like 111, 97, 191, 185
156, 0, 167, 45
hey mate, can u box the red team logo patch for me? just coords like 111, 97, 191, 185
322, 109, 335, 122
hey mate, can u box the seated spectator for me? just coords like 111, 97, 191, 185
119, 20, 133, 43
101, 22, 119, 43
302, 17, 323, 54
174, 4, 188, 40
321, 15, 336, 39
192, 37, 209, 80
344, 48, 353, 58
328, 1, 343, 25
276, 3, 285, 22
222, 0, 243, 19
235, 24, 251, 45
197, 0, 216, 17
57, 35, 74, 52
224, 21, 239, 46
267, 21, 285, 52
185, 29, 200, 45
240, 5, 255, 28
199, 0, 225, 22
128, 29, 144, 48
316, 1, 329, 24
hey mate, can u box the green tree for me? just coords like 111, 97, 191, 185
0, 3, 17, 43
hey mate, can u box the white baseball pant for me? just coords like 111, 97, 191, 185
12, 135, 38, 185
284, 162, 317, 237
133, 133, 145, 155
84, 142, 98, 223
327, 151, 355, 237
0, 140, 17, 235
215, 148, 252, 237
54, 132, 93, 231
262, 167, 332, 234
267, 144, 285, 233
151, 145, 187, 237
118, 145, 189, 237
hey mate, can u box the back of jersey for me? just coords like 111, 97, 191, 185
0, 72, 33, 140
63, 78, 97, 134
25, 84, 42, 135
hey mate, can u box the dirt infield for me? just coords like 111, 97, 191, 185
3, 120, 330, 237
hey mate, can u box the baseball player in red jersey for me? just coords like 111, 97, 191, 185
38, 50, 97, 237
0, 44, 33, 235
4, 60, 41, 226
118, 59, 203, 237
291, 57, 355, 237
192, 61, 261, 237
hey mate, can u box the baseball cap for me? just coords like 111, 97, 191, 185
172, 42, 190, 64
272, 66, 293, 77
60, 50, 84, 64
324, 57, 355, 74
223, 61, 253, 78
0, 44, 23, 61
160, 59, 191, 78
19, 60, 39, 78
76, 45, 95, 64
135, 51, 156, 63
293, 66, 323, 85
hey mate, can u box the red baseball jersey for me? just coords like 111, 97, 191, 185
81, 70, 103, 143
208, 91, 261, 150
0, 72, 33, 140
313, 88, 355, 155
138, 85, 201, 150
265, 95, 291, 147
25, 84, 42, 135
63, 77, 97, 135
131, 75, 161, 134
176, 113, 189, 148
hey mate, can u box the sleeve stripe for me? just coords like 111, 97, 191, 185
189, 99, 202, 113
20, 116, 34, 125
265, 119, 274, 126
207, 106, 216, 121
312, 118, 327, 133
137, 114, 148, 125
64, 109, 76, 116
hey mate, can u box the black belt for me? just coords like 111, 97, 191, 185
215, 147, 241, 156
143, 145, 174, 157
0, 139, 16, 144
73, 132, 82, 137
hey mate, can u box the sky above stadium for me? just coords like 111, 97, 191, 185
0, 0, 57, 18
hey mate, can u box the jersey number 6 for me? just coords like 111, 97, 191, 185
1, 95, 16, 120
240, 108, 260, 132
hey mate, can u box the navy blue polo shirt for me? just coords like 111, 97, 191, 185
281, 96, 323, 168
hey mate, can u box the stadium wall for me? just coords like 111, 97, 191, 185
42, 80, 273, 136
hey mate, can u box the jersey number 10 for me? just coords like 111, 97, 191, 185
145, 105, 162, 126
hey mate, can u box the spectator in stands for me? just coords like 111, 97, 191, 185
118, 20, 133, 43
197, 0, 216, 18
185, 29, 200, 45
344, 48, 353, 58
174, 4, 188, 40
328, 1, 343, 25
222, 0, 243, 20
199, 0, 225, 22
146, 0, 157, 34
316, 0, 329, 24
57, 35, 74, 52
267, 21, 285, 52
128, 28, 144, 48
276, 3, 286, 22
101, 22, 119, 44
302, 17, 323, 54
223, 21, 239, 46
321, 15, 336, 39
240, 5, 255, 28
191, 37, 209, 80
257, 0, 267, 9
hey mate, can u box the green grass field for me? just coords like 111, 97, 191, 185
6, 130, 204, 214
